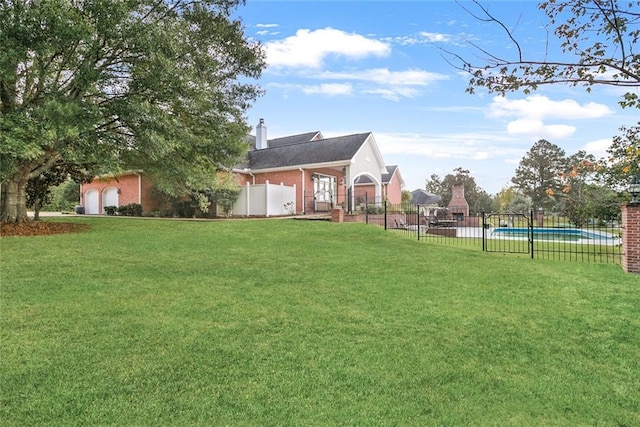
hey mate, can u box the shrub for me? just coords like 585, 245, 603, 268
104, 206, 118, 215
171, 201, 195, 218
117, 203, 142, 216
212, 187, 240, 217
366, 204, 384, 214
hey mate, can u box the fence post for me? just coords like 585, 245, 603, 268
384, 201, 387, 230
481, 211, 486, 251
245, 182, 250, 217
365, 192, 368, 224
293, 184, 297, 214
265, 180, 270, 217
417, 205, 421, 241
529, 209, 534, 259
621, 203, 640, 274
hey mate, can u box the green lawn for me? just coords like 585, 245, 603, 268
2, 217, 639, 425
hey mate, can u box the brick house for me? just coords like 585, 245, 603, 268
80, 119, 402, 215
353, 165, 405, 205
236, 119, 402, 213
80, 172, 167, 215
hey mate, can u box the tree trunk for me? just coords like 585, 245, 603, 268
0, 172, 30, 223
33, 197, 42, 221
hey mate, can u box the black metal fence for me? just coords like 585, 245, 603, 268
369, 202, 622, 264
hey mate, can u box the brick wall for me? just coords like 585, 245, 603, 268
80, 173, 163, 214
239, 168, 344, 214
354, 185, 375, 202
384, 172, 403, 204
622, 204, 640, 274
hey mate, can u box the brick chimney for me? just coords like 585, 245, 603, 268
448, 184, 470, 218
256, 118, 267, 149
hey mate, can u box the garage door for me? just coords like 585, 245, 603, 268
85, 189, 99, 214
102, 187, 119, 213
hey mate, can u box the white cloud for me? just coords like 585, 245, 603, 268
361, 87, 420, 101
301, 83, 353, 96
506, 119, 576, 139
372, 131, 520, 160
269, 67, 448, 100
488, 95, 613, 120
584, 138, 612, 159
419, 31, 451, 42
256, 24, 279, 28
386, 32, 452, 45
486, 95, 613, 139
315, 68, 448, 86
265, 27, 390, 68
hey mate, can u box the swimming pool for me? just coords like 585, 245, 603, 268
490, 227, 621, 245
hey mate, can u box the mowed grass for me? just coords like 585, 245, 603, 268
1, 217, 639, 426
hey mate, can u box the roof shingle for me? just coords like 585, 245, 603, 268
248, 133, 372, 170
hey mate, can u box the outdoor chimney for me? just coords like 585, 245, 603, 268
256, 118, 268, 149
448, 184, 470, 218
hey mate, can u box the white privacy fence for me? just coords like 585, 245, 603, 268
232, 181, 297, 217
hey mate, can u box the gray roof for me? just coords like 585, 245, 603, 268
353, 165, 398, 185
268, 132, 321, 148
248, 133, 372, 170
244, 132, 321, 151
381, 165, 398, 184
354, 175, 374, 185
411, 189, 441, 205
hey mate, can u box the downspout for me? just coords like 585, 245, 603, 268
299, 168, 305, 214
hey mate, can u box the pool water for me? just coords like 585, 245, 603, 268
490, 227, 621, 244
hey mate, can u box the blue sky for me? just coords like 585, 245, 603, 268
233, 0, 638, 194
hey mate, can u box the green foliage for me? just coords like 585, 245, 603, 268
171, 200, 196, 218
558, 184, 622, 227
104, 206, 118, 216
599, 122, 640, 191
190, 191, 212, 214
211, 187, 241, 217
511, 140, 566, 211
44, 179, 81, 212
117, 203, 142, 217
25, 163, 91, 219
506, 192, 532, 214
454, 0, 640, 109
0, 0, 265, 222
366, 204, 384, 214
1, 218, 639, 425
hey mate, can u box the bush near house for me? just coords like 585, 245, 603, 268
117, 203, 142, 216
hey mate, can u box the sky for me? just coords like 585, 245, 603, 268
232, 0, 639, 195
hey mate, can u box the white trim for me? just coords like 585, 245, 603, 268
241, 160, 350, 174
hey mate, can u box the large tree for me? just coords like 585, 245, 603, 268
600, 122, 640, 189
0, 0, 265, 223
451, 0, 640, 108
511, 139, 566, 211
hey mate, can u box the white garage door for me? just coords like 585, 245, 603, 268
85, 189, 99, 214
102, 187, 119, 213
